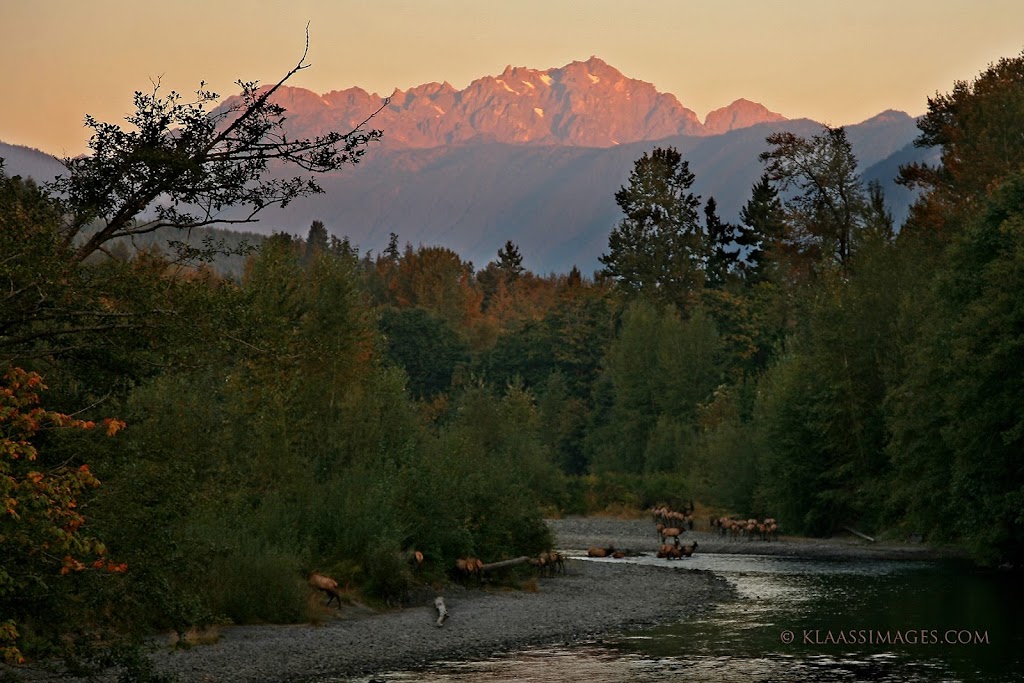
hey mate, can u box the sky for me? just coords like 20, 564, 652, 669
2, 0, 1023, 157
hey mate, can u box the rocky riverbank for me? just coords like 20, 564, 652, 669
144, 558, 728, 682
11, 517, 953, 682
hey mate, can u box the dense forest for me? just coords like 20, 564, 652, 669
2, 51, 1023, 672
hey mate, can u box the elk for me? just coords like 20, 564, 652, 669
549, 550, 566, 574
680, 541, 698, 557
535, 551, 566, 575
659, 527, 683, 547
587, 545, 616, 558
716, 516, 737, 538
657, 544, 682, 559
308, 572, 343, 607
530, 552, 559, 576
455, 557, 484, 578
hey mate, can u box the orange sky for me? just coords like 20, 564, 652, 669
1, 0, 1023, 157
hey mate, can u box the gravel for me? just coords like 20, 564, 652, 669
146, 561, 727, 682
15, 516, 949, 682
142, 517, 735, 682
550, 515, 956, 561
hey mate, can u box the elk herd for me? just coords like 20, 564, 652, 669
308, 507, 782, 608
711, 516, 779, 541
649, 503, 698, 560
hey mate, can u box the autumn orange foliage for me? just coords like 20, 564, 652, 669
0, 367, 126, 664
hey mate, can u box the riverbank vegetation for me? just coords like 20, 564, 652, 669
2, 50, 1023, 671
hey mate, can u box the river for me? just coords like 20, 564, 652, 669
341, 553, 1023, 682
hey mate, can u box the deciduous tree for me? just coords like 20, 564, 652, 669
52, 39, 384, 265
899, 50, 1024, 244
760, 126, 866, 266
0, 368, 125, 664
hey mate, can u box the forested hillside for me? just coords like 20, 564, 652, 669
2, 50, 1023, 673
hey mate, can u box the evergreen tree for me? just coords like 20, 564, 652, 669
383, 232, 401, 263
737, 173, 787, 283
704, 196, 741, 288
599, 147, 705, 311
497, 240, 525, 281
860, 180, 895, 247
479, 240, 527, 311
565, 266, 583, 289
304, 220, 329, 262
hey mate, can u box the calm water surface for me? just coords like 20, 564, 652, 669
341, 553, 1023, 682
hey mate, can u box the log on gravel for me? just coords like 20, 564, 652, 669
434, 597, 449, 627
479, 556, 530, 572
841, 526, 876, 542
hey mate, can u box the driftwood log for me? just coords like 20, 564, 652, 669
434, 597, 449, 627
479, 556, 530, 572
841, 526, 876, 542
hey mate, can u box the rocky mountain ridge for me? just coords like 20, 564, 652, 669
2, 57, 929, 275
236, 56, 788, 149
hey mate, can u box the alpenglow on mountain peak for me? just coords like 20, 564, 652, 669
236, 57, 787, 149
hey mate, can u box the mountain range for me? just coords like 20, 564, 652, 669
2, 57, 936, 274
250, 57, 787, 148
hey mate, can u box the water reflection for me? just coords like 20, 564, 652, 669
339, 554, 1022, 683
606, 554, 1021, 682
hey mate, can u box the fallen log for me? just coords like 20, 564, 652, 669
841, 526, 876, 543
479, 556, 530, 572
434, 597, 448, 627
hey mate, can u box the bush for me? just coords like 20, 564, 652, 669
201, 545, 307, 624
560, 472, 693, 516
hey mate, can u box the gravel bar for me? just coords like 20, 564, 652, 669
147, 560, 727, 682
14, 517, 951, 682
549, 515, 957, 561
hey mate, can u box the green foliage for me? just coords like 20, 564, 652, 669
50, 58, 382, 265
560, 472, 692, 515
737, 172, 787, 283
427, 383, 555, 559
588, 301, 721, 475
753, 352, 834, 534
703, 197, 742, 288
9, 48, 1024, 668
600, 146, 706, 311
379, 307, 470, 400
497, 240, 525, 280
888, 173, 1024, 564
751, 239, 906, 534
537, 370, 590, 475
901, 50, 1024, 241
198, 535, 308, 624
305, 220, 330, 262
760, 125, 867, 266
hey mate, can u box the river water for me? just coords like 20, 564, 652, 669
344, 553, 1022, 682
